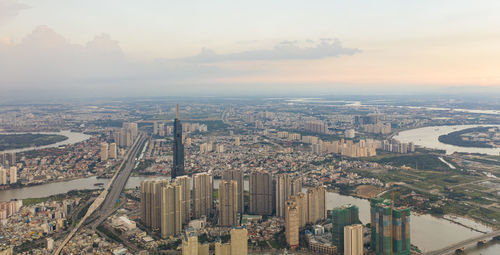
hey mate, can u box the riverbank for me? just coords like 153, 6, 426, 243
442, 215, 493, 234
0, 175, 100, 193
0, 133, 68, 151
394, 124, 500, 155
438, 126, 497, 148
0, 130, 92, 154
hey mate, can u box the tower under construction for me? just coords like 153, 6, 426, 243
370, 197, 411, 255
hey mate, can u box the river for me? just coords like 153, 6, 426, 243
1, 175, 495, 253
0, 130, 92, 154
394, 124, 500, 155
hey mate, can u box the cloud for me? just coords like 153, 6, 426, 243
184, 39, 361, 62
0, 26, 126, 82
0, 26, 251, 96
0, 0, 29, 25
0, 26, 361, 98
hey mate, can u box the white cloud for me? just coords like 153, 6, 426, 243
0, 26, 251, 95
0, 26, 361, 97
0, 0, 28, 25
184, 39, 361, 62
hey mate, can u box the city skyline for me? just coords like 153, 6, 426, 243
0, 1, 499, 254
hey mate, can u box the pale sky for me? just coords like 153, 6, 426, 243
1, 0, 500, 97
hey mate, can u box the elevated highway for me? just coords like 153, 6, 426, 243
53, 134, 145, 255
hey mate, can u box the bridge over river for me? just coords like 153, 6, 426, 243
425, 230, 500, 255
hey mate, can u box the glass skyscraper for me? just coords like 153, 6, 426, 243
172, 104, 185, 179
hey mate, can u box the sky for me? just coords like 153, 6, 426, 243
1, 0, 500, 98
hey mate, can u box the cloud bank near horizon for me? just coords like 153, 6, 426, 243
0, 0, 28, 26
0, 26, 362, 95
184, 39, 360, 62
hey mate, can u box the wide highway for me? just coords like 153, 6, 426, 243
53, 134, 145, 255
90, 134, 146, 228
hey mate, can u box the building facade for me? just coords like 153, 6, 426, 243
285, 200, 299, 248
174, 176, 191, 223
222, 169, 244, 214
344, 224, 363, 255
161, 183, 183, 238
331, 205, 360, 253
275, 174, 302, 218
192, 172, 213, 218
249, 171, 273, 215
306, 186, 327, 224
218, 180, 239, 226
370, 197, 411, 255
172, 104, 185, 178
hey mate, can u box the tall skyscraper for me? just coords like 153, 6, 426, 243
285, 199, 299, 248
141, 179, 169, 230
331, 205, 360, 253
118, 122, 138, 147
214, 239, 231, 255
230, 227, 248, 255
370, 197, 411, 255
152, 180, 169, 230
0, 167, 6, 185
288, 193, 307, 228
218, 180, 238, 226
0, 152, 15, 167
222, 170, 244, 214
161, 183, 183, 238
109, 142, 117, 159
172, 104, 185, 179
306, 186, 327, 224
0, 153, 6, 167
141, 180, 152, 227
344, 224, 363, 255
182, 231, 198, 255
249, 171, 273, 215
100, 142, 109, 161
174, 175, 191, 223
9, 166, 17, 184
192, 172, 213, 218
9, 152, 15, 166
275, 174, 302, 218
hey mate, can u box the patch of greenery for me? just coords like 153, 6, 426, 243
22, 189, 95, 206
136, 159, 154, 171
14, 239, 45, 253
22, 197, 50, 206
97, 224, 122, 243
158, 239, 182, 250
365, 153, 449, 171
269, 229, 287, 249
0, 133, 68, 151
197, 120, 229, 131
438, 126, 494, 148
87, 119, 123, 127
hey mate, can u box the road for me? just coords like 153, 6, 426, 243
90, 134, 146, 229
53, 134, 145, 255
424, 230, 500, 255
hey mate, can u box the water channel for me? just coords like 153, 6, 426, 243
0, 130, 92, 154
394, 124, 500, 155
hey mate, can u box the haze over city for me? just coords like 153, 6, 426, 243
0, 1, 500, 255
1, 0, 500, 98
